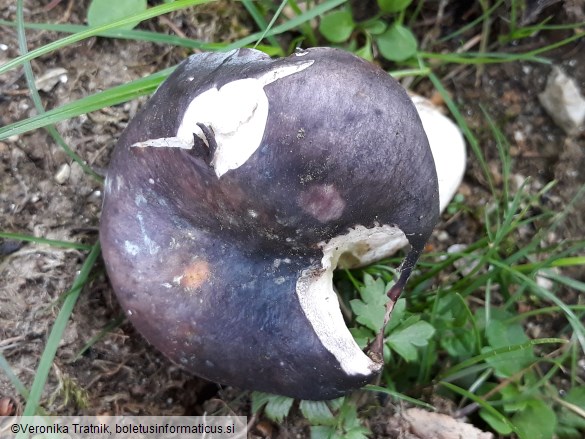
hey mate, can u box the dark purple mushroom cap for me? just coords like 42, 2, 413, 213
99, 47, 439, 400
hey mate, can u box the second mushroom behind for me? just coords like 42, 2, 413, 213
100, 47, 443, 400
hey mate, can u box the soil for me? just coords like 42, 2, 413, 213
0, 0, 583, 437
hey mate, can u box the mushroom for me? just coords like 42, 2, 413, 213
100, 48, 440, 400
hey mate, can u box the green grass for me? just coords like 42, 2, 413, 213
1, 0, 584, 437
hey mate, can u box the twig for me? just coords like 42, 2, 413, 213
159, 15, 188, 40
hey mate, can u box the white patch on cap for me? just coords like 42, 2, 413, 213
176, 59, 314, 178
124, 240, 140, 256
104, 175, 113, 195
295, 224, 407, 376
131, 137, 193, 149
137, 213, 160, 255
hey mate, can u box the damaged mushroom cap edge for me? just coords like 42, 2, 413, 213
99, 47, 440, 400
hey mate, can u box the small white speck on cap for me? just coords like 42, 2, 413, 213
124, 241, 140, 256
135, 194, 147, 206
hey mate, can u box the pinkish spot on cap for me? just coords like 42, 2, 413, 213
298, 184, 346, 223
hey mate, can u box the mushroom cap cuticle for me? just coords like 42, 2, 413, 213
100, 47, 441, 400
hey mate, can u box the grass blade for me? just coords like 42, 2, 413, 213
439, 338, 567, 381
494, 261, 585, 352
0, 353, 30, 398
0, 232, 92, 250
15, 0, 102, 182
439, 381, 518, 434
420, 50, 550, 64
73, 315, 126, 362
0, 0, 348, 141
241, 0, 281, 49
0, 19, 224, 50
0, 67, 172, 140
224, 0, 347, 50
20, 242, 101, 417
426, 70, 495, 196
365, 385, 436, 410
0, 0, 215, 76
253, 0, 288, 49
